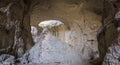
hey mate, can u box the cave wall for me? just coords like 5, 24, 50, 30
97, 0, 120, 65
1, 0, 120, 65
0, 0, 34, 57
30, 0, 102, 61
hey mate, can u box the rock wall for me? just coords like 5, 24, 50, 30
0, 0, 34, 57
30, 0, 102, 63
97, 0, 120, 65
2, 0, 120, 65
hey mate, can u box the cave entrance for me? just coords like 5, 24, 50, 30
29, 0, 102, 64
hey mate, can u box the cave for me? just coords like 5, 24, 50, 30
0, 0, 120, 65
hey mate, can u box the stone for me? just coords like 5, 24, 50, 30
115, 11, 120, 19
0, 54, 15, 65
102, 44, 120, 65
31, 26, 38, 36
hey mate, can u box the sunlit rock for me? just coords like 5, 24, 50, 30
38, 20, 64, 28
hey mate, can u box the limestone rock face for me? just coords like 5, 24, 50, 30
101, 27, 120, 65
2, 0, 120, 65
97, 0, 120, 65
25, 20, 85, 65
0, 0, 34, 57
29, 32, 82, 65
30, 0, 102, 63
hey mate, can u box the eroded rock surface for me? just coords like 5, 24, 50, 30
0, 0, 34, 57
97, 0, 120, 65
20, 20, 86, 65
2, 0, 120, 65
30, 0, 102, 63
